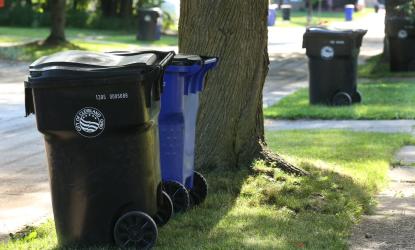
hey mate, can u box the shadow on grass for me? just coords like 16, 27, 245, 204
359, 54, 415, 79
154, 161, 373, 249
1, 163, 377, 249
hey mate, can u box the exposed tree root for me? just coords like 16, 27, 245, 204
43, 37, 69, 47
258, 143, 309, 176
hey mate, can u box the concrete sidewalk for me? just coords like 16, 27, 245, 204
265, 119, 415, 134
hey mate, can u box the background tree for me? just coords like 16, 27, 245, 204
45, 0, 66, 45
179, 0, 306, 175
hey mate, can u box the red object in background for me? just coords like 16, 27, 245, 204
0, 0, 4, 8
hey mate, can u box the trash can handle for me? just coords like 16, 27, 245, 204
158, 51, 175, 67
24, 81, 35, 116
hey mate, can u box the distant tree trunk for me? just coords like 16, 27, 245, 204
179, 0, 307, 175
382, 2, 392, 62
307, 0, 313, 26
101, 0, 118, 17
120, 0, 133, 18
45, 0, 66, 45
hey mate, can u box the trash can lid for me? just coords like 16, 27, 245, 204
170, 54, 203, 66
27, 50, 175, 88
306, 27, 365, 35
30, 50, 157, 69
303, 27, 367, 49
138, 7, 162, 14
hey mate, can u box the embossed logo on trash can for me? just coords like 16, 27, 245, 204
321, 46, 335, 60
398, 29, 408, 39
74, 107, 105, 138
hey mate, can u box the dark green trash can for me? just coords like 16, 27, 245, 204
25, 50, 174, 249
386, 17, 415, 71
303, 27, 367, 105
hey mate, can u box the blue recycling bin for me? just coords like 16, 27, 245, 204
268, 6, 277, 26
345, 4, 354, 21
159, 55, 218, 213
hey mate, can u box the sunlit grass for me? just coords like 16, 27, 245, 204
0, 26, 177, 62
1, 130, 412, 249
264, 82, 415, 120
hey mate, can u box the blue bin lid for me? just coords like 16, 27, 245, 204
170, 54, 203, 66
164, 54, 218, 94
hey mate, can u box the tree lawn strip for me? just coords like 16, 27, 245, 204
264, 82, 415, 120
1, 130, 411, 249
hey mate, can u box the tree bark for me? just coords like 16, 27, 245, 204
101, 0, 118, 17
307, 0, 313, 26
45, 0, 66, 45
120, 0, 133, 18
179, 0, 307, 176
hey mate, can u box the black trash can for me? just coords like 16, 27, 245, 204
386, 17, 415, 71
303, 27, 367, 105
281, 4, 291, 21
25, 50, 175, 249
137, 8, 162, 41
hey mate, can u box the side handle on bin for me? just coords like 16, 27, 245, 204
158, 51, 175, 68
24, 82, 35, 116
143, 66, 164, 108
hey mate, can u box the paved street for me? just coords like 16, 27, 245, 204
0, 60, 52, 240
0, 12, 388, 240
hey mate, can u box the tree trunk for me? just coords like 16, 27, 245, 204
179, 0, 307, 176
45, 0, 66, 45
382, 3, 391, 62
101, 0, 118, 17
307, 0, 313, 26
120, 0, 133, 18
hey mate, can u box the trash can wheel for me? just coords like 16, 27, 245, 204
113, 211, 158, 250
332, 92, 352, 106
352, 90, 362, 103
162, 181, 190, 214
189, 171, 208, 206
153, 191, 173, 227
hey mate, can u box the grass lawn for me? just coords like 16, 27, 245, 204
359, 54, 415, 79
0, 26, 178, 61
1, 130, 412, 250
264, 82, 415, 120
274, 9, 372, 28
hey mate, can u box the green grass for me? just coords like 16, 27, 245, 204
1, 130, 412, 250
274, 9, 371, 28
0, 26, 177, 46
359, 54, 415, 79
264, 82, 415, 120
0, 26, 178, 61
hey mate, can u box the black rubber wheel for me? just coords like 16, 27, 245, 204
162, 181, 190, 214
332, 92, 352, 106
113, 211, 158, 250
352, 90, 362, 103
189, 171, 208, 206
153, 191, 173, 227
